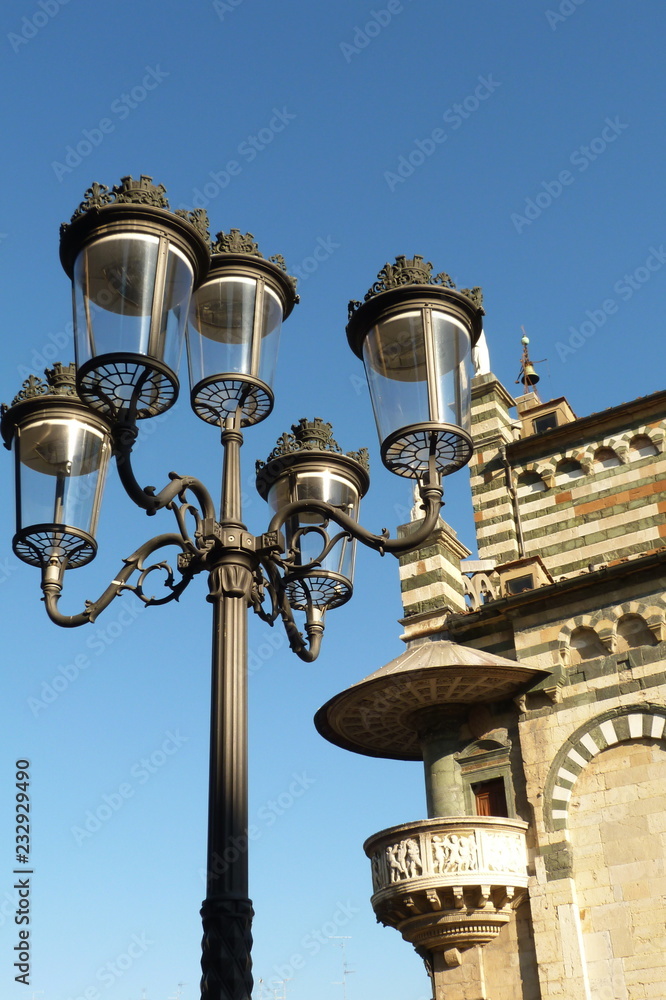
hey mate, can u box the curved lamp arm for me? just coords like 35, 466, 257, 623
268, 481, 443, 557
279, 601, 325, 663
40, 532, 194, 628
252, 553, 325, 662
112, 418, 216, 521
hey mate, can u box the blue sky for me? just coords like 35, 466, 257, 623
0, 2, 664, 999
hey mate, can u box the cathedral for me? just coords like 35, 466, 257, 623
316, 349, 666, 1000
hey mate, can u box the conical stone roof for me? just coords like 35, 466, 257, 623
314, 639, 549, 760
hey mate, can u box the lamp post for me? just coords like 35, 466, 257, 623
1, 177, 484, 1000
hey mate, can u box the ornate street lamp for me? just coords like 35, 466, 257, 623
346, 255, 483, 479
2, 178, 483, 1000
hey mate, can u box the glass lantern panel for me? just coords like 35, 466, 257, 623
429, 311, 471, 433
267, 471, 360, 583
156, 244, 195, 374
186, 276, 257, 386
73, 234, 193, 375
362, 311, 430, 443
16, 417, 110, 537
257, 286, 283, 391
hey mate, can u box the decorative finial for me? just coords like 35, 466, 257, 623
347, 255, 483, 318
9, 362, 78, 406
256, 418, 369, 472
60, 176, 211, 244
516, 327, 542, 393
211, 230, 298, 297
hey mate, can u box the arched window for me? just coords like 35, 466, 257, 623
556, 459, 584, 483
630, 435, 658, 459
594, 447, 620, 469
517, 470, 547, 496
616, 614, 657, 651
569, 626, 607, 664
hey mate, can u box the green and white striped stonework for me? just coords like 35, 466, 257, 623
397, 518, 470, 620
469, 375, 666, 578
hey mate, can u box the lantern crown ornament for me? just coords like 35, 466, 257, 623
346, 255, 484, 481
256, 417, 369, 472
60, 175, 211, 245
347, 254, 484, 319
210, 227, 299, 295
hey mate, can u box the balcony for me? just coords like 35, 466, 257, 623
364, 816, 528, 964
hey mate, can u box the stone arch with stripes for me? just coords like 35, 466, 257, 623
622, 423, 665, 455
513, 460, 553, 490
543, 704, 666, 833
587, 438, 625, 466
556, 599, 666, 661
557, 609, 618, 664
545, 449, 591, 478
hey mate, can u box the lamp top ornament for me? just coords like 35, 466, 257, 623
257, 417, 369, 470
346, 254, 484, 356
7, 362, 77, 408
59, 175, 212, 278
256, 417, 370, 498
209, 228, 300, 308
1, 362, 109, 451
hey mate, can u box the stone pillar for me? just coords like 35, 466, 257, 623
469, 373, 521, 567
432, 946, 489, 1000
414, 706, 468, 817
397, 517, 471, 639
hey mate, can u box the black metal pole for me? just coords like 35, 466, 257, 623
200, 416, 255, 1000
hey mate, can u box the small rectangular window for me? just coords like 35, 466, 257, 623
533, 413, 558, 433
506, 574, 534, 595
473, 778, 509, 818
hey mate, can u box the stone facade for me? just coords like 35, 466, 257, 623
394, 376, 666, 999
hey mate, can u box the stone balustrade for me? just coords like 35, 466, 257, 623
364, 816, 529, 964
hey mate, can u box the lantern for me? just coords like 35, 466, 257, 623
59, 176, 210, 419
346, 256, 483, 478
256, 419, 369, 610
1, 364, 112, 568
187, 230, 298, 426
